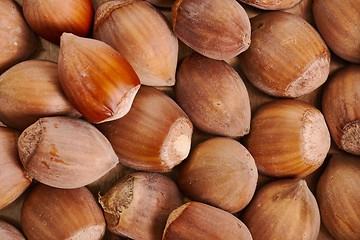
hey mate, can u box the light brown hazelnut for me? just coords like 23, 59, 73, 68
313, 0, 360, 63
58, 33, 141, 123
322, 65, 360, 155
0, 59, 80, 130
21, 184, 106, 240
316, 153, 360, 240
238, 11, 330, 98
17, 116, 118, 189
178, 137, 258, 213
242, 179, 320, 240
93, 0, 178, 86
172, 0, 251, 60
163, 201, 252, 240
22, 0, 94, 44
0, 0, 38, 73
98, 86, 193, 173
99, 172, 184, 240
0, 127, 31, 210
174, 53, 251, 138
245, 99, 330, 178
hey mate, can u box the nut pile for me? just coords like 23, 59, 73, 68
0, 0, 359, 239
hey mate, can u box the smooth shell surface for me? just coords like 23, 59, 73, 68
17, 116, 118, 189
238, 11, 330, 98
313, 0, 360, 63
175, 53, 251, 137
21, 184, 106, 240
178, 137, 258, 213
94, 0, 178, 86
172, 0, 251, 60
322, 65, 360, 155
245, 99, 330, 178
316, 153, 360, 240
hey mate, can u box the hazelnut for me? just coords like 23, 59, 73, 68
0, 0, 38, 73
163, 201, 252, 239
242, 179, 320, 240
99, 172, 184, 240
22, 0, 94, 44
245, 99, 330, 178
58, 33, 141, 124
322, 65, 360, 155
0, 59, 80, 130
238, 11, 330, 98
174, 53, 251, 137
17, 116, 118, 189
316, 153, 360, 240
172, 0, 251, 60
0, 127, 31, 210
21, 184, 106, 240
178, 137, 258, 213
93, 0, 178, 86
98, 86, 193, 173
313, 0, 360, 63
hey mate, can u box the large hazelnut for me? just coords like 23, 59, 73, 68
0, 127, 31, 210
313, 0, 360, 63
23, 0, 94, 44
21, 184, 106, 240
238, 11, 330, 98
163, 201, 252, 239
17, 116, 118, 189
322, 65, 360, 155
0, 59, 80, 130
316, 153, 360, 240
94, 0, 178, 86
178, 137, 258, 213
99, 172, 184, 240
0, 0, 38, 73
245, 99, 330, 178
172, 0, 251, 60
98, 86, 193, 173
174, 53, 251, 137
58, 33, 141, 123
242, 179, 320, 240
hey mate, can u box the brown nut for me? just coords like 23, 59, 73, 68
238, 11, 330, 98
0, 0, 38, 73
322, 65, 360, 155
238, 0, 302, 10
0, 127, 31, 210
58, 33, 141, 123
21, 184, 106, 240
94, 0, 178, 86
0, 59, 80, 130
245, 99, 330, 178
172, 0, 251, 60
0, 220, 25, 240
22, 0, 94, 44
174, 53, 251, 137
17, 116, 118, 189
313, 0, 360, 63
242, 179, 320, 240
178, 137, 258, 213
316, 153, 360, 240
99, 172, 184, 240
98, 86, 193, 173
162, 201, 252, 240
